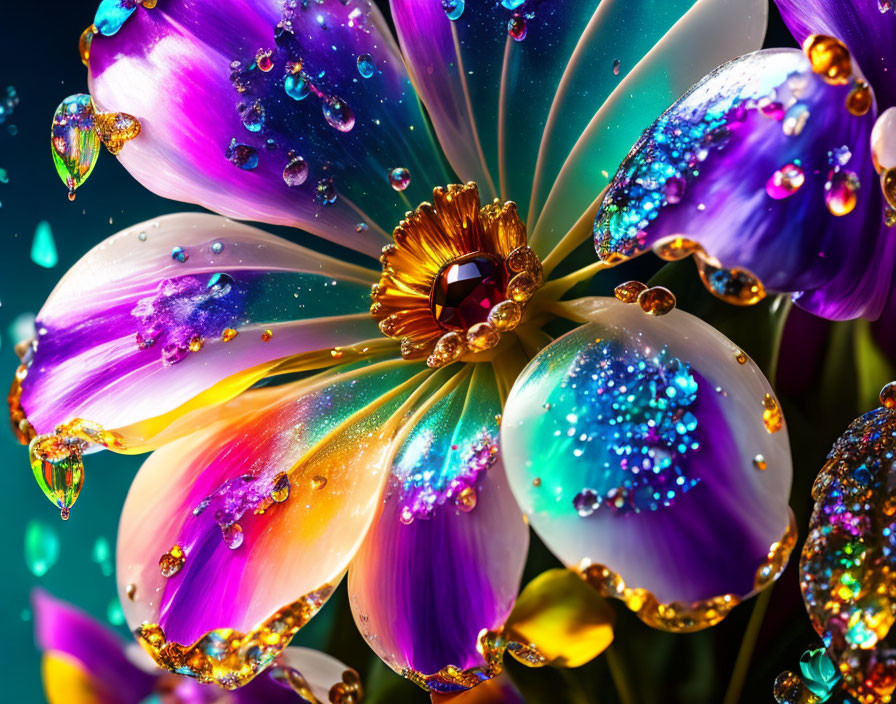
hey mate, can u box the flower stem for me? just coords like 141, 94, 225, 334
606, 644, 638, 704
721, 585, 774, 704
536, 260, 615, 302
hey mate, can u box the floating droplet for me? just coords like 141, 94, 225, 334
880, 381, 896, 409
107, 598, 125, 626
159, 545, 185, 577
271, 473, 290, 502
357, 53, 375, 78
311, 475, 328, 491
803, 34, 852, 85
283, 155, 308, 187
31, 221, 58, 268
210, 241, 224, 255
51, 94, 101, 197
612, 59, 621, 76
226, 139, 258, 170
314, 177, 337, 205
507, 16, 527, 41
613, 280, 647, 304
94, 0, 138, 36
766, 164, 805, 199
753, 454, 768, 471
782, 103, 810, 137
255, 48, 274, 72
24, 519, 59, 577
455, 486, 477, 512
762, 393, 784, 434
222, 523, 244, 550
442, 0, 464, 20
94, 111, 141, 155
637, 286, 676, 316
171, 246, 188, 263
29, 434, 86, 517
322, 96, 355, 132
239, 100, 265, 133
824, 169, 860, 216
284, 72, 311, 101
573, 489, 599, 518
846, 79, 873, 116
388, 167, 410, 191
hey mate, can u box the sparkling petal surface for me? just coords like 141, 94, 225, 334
18, 213, 381, 447
501, 298, 793, 617
88, 0, 452, 256
391, 0, 767, 260
776, 0, 896, 109
595, 50, 890, 320
348, 364, 528, 689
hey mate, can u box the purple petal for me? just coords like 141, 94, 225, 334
87, 0, 451, 256
776, 0, 896, 109
16, 213, 381, 446
348, 364, 528, 691
595, 49, 890, 320
32, 589, 156, 704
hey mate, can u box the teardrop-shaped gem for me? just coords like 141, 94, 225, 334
94, 111, 141, 155
29, 433, 86, 519
50, 94, 101, 199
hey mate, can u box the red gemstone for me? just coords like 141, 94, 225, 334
431, 253, 506, 330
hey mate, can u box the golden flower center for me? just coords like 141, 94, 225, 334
370, 182, 542, 368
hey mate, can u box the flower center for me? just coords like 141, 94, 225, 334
371, 182, 542, 368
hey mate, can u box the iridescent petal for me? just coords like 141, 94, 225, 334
88, 0, 452, 256
775, 0, 896, 109
348, 364, 528, 692
116, 359, 430, 688
594, 50, 890, 320
15, 213, 383, 448
501, 297, 795, 631
268, 647, 362, 704
32, 588, 155, 704
391, 0, 767, 258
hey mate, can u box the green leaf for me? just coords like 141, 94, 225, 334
853, 318, 894, 412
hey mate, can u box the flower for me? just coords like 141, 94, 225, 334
15, 0, 796, 694
31, 588, 359, 704
594, 0, 896, 321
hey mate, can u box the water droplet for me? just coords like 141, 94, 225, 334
94, 111, 141, 155
255, 48, 274, 72
881, 381, 896, 409
846, 79, 873, 116
804, 34, 852, 85
226, 139, 258, 170
637, 286, 676, 316
782, 103, 810, 137
138, 231, 147, 241
753, 454, 768, 471
501, 0, 525, 8
222, 523, 244, 550
314, 177, 337, 205
284, 72, 311, 101
126, 583, 137, 600
107, 598, 125, 626
222, 328, 238, 342
388, 166, 410, 191
442, 0, 464, 20
51, 94, 101, 196
355, 222, 368, 233
735, 350, 747, 364
762, 393, 784, 434
210, 241, 224, 254
322, 96, 355, 132
573, 489, 599, 517
612, 59, 621, 76
766, 163, 805, 199
271, 473, 290, 502
283, 155, 308, 186
261, 329, 273, 342
94, 0, 138, 36
171, 246, 188, 263
29, 434, 85, 517
159, 545, 185, 577
31, 221, 58, 268
24, 520, 59, 577
824, 169, 860, 216
613, 280, 647, 304
455, 486, 477, 512
239, 100, 265, 133
882, 168, 896, 210
507, 16, 527, 41
357, 53, 375, 78
311, 475, 328, 491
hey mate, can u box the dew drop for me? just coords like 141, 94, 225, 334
226, 139, 259, 170
388, 166, 410, 191
573, 489, 599, 517
126, 583, 137, 600
283, 155, 308, 187
210, 241, 224, 254
222, 523, 244, 550
322, 96, 355, 132
824, 170, 860, 216
261, 329, 273, 342
222, 328, 238, 342
880, 381, 896, 409
159, 545, 185, 577
255, 48, 274, 72
357, 53, 375, 78
239, 100, 265, 133
762, 393, 784, 434
271, 473, 290, 502
766, 163, 805, 199
456, 486, 477, 512
637, 286, 676, 316
311, 475, 328, 491
24, 519, 59, 577
284, 72, 311, 101
442, 0, 464, 20
612, 59, 621, 76
31, 221, 58, 269
753, 454, 768, 471
507, 16, 527, 41
171, 246, 188, 263
51, 94, 101, 196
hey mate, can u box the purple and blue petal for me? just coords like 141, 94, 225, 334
595, 49, 890, 320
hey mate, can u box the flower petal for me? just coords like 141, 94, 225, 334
775, 0, 896, 109
15, 213, 383, 448
501, 297, 795, 631
88, 0, 452, 256
267, 646, 362, 704
594, 49, 889, 320
348, 364, 528, 692
430, 674, 526, 704
32, 589, 156, 704
116, 358, 430, 688
391, 0, 766, 253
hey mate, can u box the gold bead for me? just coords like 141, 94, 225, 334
803, 34, 852, 85
488, 300, 522, 331
465, 322, 500, 352
613, 280, 647, 304
636, 286, 676, 316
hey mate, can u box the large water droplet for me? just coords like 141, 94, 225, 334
573, 489, 599, 518
765, 163, 805, 199
222, 523, 244, 550
94, 111, 141, 155
824, 169, 860, 216
322, 96, 355, 132
226, 139, 258, 170
284, 72, 311, 101
239, 100, 265, 133
51, 94, 101, 198
388, 166, 410, 191
94, 0, 139, 36
283, 155, 308, 186
442, 0, 464, 20
31, 221, 58, 268
357, 53, 375, 78
29, 434, 86, 518
24, 520, 60, 577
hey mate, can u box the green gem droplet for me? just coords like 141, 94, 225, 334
50, 94, 101, 197
24, 519, 60, 577
29, 434, 85, 518
31, 221, 58, 268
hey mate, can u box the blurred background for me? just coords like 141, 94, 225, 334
0, 1, 880, 702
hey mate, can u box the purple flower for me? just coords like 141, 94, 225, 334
595, 0, 896, 320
